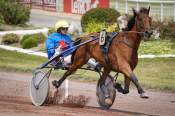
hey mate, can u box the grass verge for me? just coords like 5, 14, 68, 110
0, 48, 175, 92
138, 40, 175, 55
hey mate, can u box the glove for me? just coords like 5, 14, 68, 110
58, 40, 67, 49
55, 46, 62, 55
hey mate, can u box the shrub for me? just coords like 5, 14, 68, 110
33, 33, 46, 43
20, 35, 31, 45
2, 33, 20, 44
48, 28, 55, 35
0, 14, 4, 25
20, 33, 46, 45
152, 20, 175, 41
22, 37, 38, 49
81, 8, 120, 32
0, 1, 30, 25
83, 19, 119, 33
84, 20, 106, 33
106, 23, 119, 32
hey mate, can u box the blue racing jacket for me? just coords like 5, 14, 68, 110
45, 32, 74, 59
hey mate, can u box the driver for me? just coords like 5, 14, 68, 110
45, 20, 101, 69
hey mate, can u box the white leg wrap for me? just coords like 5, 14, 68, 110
87, 58, 97, 68
64, 55, 72, 64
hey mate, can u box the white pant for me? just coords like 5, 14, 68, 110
64, 55, 97, 68
54, 43, 99, 68
54, 51, 97, 68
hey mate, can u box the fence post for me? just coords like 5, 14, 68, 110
136, 0, 139, 11
56, 0, 63, 12
125, 0, 128, 14
30, 0, 32, 9
174, 3, 175, 22
42, 0, 44, 10
160, 2, 163, 22
115, 0, 119, 10
65, 79, 69, 98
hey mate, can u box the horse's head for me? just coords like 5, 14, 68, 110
133, 7, 153, 38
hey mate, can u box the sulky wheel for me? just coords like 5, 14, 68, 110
96, 75, 116, 109
30, 70, 50, 106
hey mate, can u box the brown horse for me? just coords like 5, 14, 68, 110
52, 7, 152, 99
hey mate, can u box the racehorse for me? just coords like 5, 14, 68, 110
53, 7, 152, 99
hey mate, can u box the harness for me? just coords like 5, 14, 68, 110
100, 31, 119, 54
99, 30, 119, 67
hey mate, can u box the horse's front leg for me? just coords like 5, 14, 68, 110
121, 65, 149, 98
130, 73, 149, 98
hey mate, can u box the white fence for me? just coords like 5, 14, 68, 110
110, 0, 175, 22
0, 28, 48, 37
0, 44, 175, 59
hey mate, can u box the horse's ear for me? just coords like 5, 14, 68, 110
148, 6, 150, 14
132, 8, 137, 16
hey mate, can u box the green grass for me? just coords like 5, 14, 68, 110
0, 48, 47, 72
110, 57, 175, 92
134, 58, 175, 92
138, 40, 175, 55
0, 48, 175, 92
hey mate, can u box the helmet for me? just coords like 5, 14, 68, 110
55, 20, 69, 31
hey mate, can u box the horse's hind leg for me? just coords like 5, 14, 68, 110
122, 75, 130, 94
99, 68, 111, 96
114, 75, 130, 94
99, 68, 110, 86
52, 68, 74, 88
52, 57, 87, 88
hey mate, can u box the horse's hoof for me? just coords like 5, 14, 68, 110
52, 80, 60, 88
122, 89, 129, 94
105, 98, 112, 105
140, 93, 149, 99
114, 83, 124, 93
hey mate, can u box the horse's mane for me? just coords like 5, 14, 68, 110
127, 15, 136, 31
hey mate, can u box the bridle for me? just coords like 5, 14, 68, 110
119, 15, 151, 49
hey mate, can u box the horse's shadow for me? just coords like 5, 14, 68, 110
85, 106, 159, 116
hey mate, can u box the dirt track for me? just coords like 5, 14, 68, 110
0, 71, 175, 116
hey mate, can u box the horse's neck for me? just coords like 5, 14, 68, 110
130, 25, 142, 50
